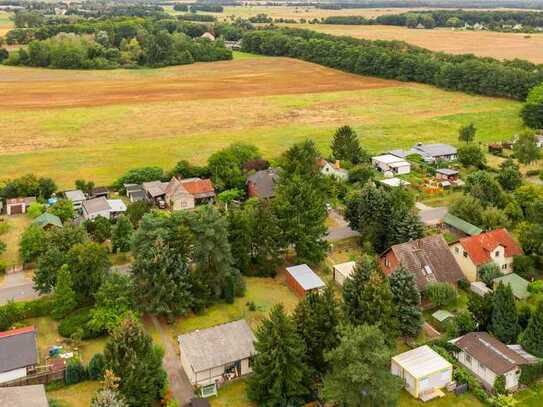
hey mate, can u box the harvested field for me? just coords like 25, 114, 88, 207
0, 54, 522, 188
297, 24, 543, 63
0, 11, 13, 37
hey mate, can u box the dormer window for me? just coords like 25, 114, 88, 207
495, 251, 500, 257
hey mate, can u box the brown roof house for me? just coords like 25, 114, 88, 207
143, 178, 215, 209
380, 235, 465, 290
0, 326, 38, 384
247, 169, 280, 199
450, 332, 537, 392
164, 177, 195, 210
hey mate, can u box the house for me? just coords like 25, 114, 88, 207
332, 261, 356, 286
247, 169, 280, 199
124, 184, 145, 203
442, 213, 482, 237
0, 326, 38, 384
371, 154, 411, 176
391, 345, 453, 400
64, 190, 86, 210
32, 212, 63, 230
451, 332, 537, 391
0, 385, 48, 407
318, 159, 348, 181
379, 235, 465, 290
450, 229, 523, 282
82, 197, 111, 220
178, 320, 256, 397
142, 178, 215, 209
201, 32, 215, 41
435, 168, 459, 183
107, 199, 127, 218
286, 264, 326, 297
379, 177, 410, 188
493, 273, 529, 300
142, 180, 167, 205
409, 143, 457, 163
90, 186, 109, 199
5, 197, 36, 215
179, 178, 215, 204
164, 177, 195, 210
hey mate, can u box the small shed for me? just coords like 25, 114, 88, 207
379, 177, 410, 188
391, 345, 453, 400
443, 213, 482, 237
5, 197, 35, 216
286, 264, 325, 297
493, 273, 529, 300
432, 310, 454, 323
32, 212, 63, 230
64, 190, 86, 210
470, 281, 492, 297
332, 261, 356, 287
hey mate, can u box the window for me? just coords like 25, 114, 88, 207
455, 247, 459, 254
384, 258, 390, 267
502, 264, 507, 270
479, 361, 486, 372
465, 354, 472, 364
495, 251, 500, 258
463, 251, 468, 258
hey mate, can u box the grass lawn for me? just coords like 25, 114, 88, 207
0, 11, 13, 37
399, 390, 483, 406
0, 214, 31, 267
515, 382, 543, 406
47, 381, 101, 407
211, 380, 254, 407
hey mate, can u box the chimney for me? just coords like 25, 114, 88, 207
335, 160, 340, 169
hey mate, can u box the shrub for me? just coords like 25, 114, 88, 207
493, 374, 506, 395
528, 280, 543, 294
520, 361, 543, 385
458, 279, 470, 290
479, 263, 502, 286
88, 353, 106, 380
425, 283, 458, 307
0, 297, 54, 331
65, 358, 87, 385
58, 308, 104, 339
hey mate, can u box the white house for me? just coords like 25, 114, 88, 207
318, 159, 348, 181
451, 332, 537, 392
332, 261, 356, 286
64, 189, 86, 210
178, 320, 256, 397
107, 199, 127, 218
82, 197, 111, 220
371, 154, 411, 176
409, 143, 457, 163
0, 326, 38, 384
391, 345, 453, 400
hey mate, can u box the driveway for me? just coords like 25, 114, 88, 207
151, 316, 194, 406
326, 210, 360, 242
0, 271, 40, 305
416, 202, 448, 226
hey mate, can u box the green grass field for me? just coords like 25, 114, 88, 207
47, 381, 101, 407
0, 215, 31, 267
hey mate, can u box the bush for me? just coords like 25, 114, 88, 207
493, 374, 506, 395
479, 263, 502, 286
425, 283, 458, 307
88, 353, 106, 380
58, 308, 104, 339
458, 279, 470, 290
0, 297, 54, 331
528, 280, 543, 294
65, 358, 87, 385
520, 361, 543, 385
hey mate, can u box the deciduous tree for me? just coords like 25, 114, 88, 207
111, 216, 133, 253
458, 123, 476, 143
514, 131, 540, 165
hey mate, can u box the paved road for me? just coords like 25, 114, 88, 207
326, 209, 360, 242
0, 272, 41, 305
151, 316, 194, 406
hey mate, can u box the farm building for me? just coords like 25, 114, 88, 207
107, 199, 127, 218
451, 332, 537, 392
409, 143, 457, 163
90, 186, 109, 199
286, 264, 326, 297
64, 189, 86, 210
332, 261, 356, 286
32, 212, 63, 230
178, 320, 256, 397
371, 154, 411, 176
124, 184, 145, 202
493, 273, 529, 300
0, 326, 38, 384
0, 385, 48, 407
391, 345, 453, 400
5, 197, 36, 216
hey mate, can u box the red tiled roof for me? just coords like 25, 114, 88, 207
459, 229, 523, 266
180, 179, 215, 196
0, 326, 35, 339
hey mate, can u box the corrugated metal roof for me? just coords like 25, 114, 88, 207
493, 273, 529, 300
443, 213, 482, 236
32, 212, 63, 228
286, 264, 325, 291
393, 345, 451, 379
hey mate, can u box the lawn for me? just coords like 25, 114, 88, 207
399, 390, 483, 407
0, 214, 31, 267
0, 54, 522, 189
47, 381, 101, 407
515, 382, 543, 406
0, 11, 13, 37
211, 380, 254, 407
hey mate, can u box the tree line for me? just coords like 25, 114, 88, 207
241, 27, 543, 100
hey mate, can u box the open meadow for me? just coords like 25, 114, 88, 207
0, 11, 13, 37
0, 53, 522, 188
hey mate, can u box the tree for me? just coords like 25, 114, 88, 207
89, 274, 135, 332
52, 265, 77, 320
34, 247, 68, 293
104, 315, 167, 407
449, 310, 477, 336
521, 83, 543, 129
449, 195, 484, 226
66, 242, 111, 302
497, 159, 522, 191
19, 225, 47, 263
465, 171, 506, 208
520, 300, 543, 358
478, 262, 502, 286
387, 204, 424, 246
247, 304, 311, 406
468, 292, 494, 331
126, 200, 150, 227
458, 123, 476, 143
513, 255, 536, 280
75, 179, 95, 195
208, 143, 260, 191
389, 267, 423, 338
457, 144, 486, 168
27, 202, 45, 219
481, 207, 510, 230
88, 353, 107, 380
49, 199, 75, 222
114, 167, 164, 191
330, 125, 366, 164
494, 374, 506, 395
111, 216, 133, 253
293, 287, 340, 374
425, 283, 457, 307
322, 324, 402, 407
86, 216, 111, 243
492, 282, 519, 344
91, 389, 127, 407
279, 139, 321, 176
0, 240, 5, 256
514, 131, 540, 165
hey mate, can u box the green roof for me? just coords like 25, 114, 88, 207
443, 213, 482, 236
493, 273, 529, 300
432, 310, 455, 322
32, 212, 63, 229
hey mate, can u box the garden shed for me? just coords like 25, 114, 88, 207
332, 261, 356, 286
286, 264, 325, 297
493, 273, 529, 300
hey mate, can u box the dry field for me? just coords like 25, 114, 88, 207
0, 54, 522, 188
294, 24, 543, 63
0, 11, 13, 37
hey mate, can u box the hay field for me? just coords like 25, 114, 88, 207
0, 53, 522, 188
293, 24, 543, 63
0, 11, 13, 37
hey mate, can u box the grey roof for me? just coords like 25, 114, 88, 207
411, 143, 457, 158
129, 190, 146, 201
178, 320, 256, 372
0, 327, 38, 373
64, 189, 86, 202
247, 169, 280, 198
0, 385, 48, 407
124, 183, 142, 193
388, 149, 408, 158
436, 168, 459, 176
286, 264, 325, 291
142, 181, 167, 198
82, 196, 110, 214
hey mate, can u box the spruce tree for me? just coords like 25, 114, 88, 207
389, 267, 423, 338
330, 125, 366, 164
293, 287, 340, 374
388, 204, 424, 246
52, 264, 77, 320
249, 199, 284, 276
111, 215, 133, 253
491, 282, 520, 344
227, 205, 252, 274
104, 315, 167, 407
247, 304, 311, 406
520, 300, 543, 357
468, 292, 494, 331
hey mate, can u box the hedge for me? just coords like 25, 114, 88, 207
0, 296, 54, 331
58, 308, 105, 340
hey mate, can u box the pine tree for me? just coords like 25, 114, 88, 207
330, 125, 366, 164
227, 205, 252, 274
389, 267, 423, 338
491, 282, 520, 344
468, 292, 494, 331
111, 215, 133, 253
520, 300, 543, 357
52, 264, 77, 320
249, 200, 284, 276
104, 315, 167, 407
293, 287, 340, 374
387, 204, 424, 246
247, 304, 311, 406
322, 324, 402, 406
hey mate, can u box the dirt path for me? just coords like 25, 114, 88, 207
151, 316, 194, 407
